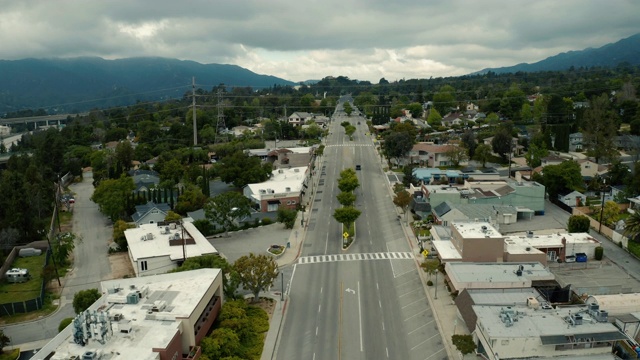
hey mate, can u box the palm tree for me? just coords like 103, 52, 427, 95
624, 210, 640, 242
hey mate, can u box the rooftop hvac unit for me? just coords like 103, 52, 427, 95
146, 233, 153, 240
173, 233, 181, 240
278, 169, 284, 173
294, 168, 300, 172
126, 292, 139, 305
285, 187, 291, 192
481, 225, 488, 232
83, 351, 98, 360
526, 297, 540, 310
152, 300, 167, 312
259, 189, 266, 194
164, 226, 170, 234
170, 223, 177, 230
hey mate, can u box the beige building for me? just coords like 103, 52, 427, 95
32, 269, 224, 360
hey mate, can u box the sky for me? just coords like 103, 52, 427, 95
0, 0, 638, 83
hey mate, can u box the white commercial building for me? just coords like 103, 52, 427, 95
445, 262, 555, 293
474, 304, 625, 359
126, 220, 218, 277
243, 166, 308, 212
32, 268, 224, 360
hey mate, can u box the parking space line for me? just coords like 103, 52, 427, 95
410, 333, 439, 351
407, 321, 433, 335
424, 347, 445, 359
401, 298, 423, 309
404, 308, 429, 321
398, 288, 420, 298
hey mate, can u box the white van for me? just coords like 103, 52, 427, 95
5, 268, 31, 283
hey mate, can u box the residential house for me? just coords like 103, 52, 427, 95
243, 166, 309, 212
231, 125, 256, 137
128, 169, 160, 192
125, 220, 218, 276
441, 112, 465, 128
288, 112, 313, 127
31, 269, 224, 360
557, 190, 587, 207
132, 201, 171, 226
569, 132, 583, 152
408, 143, 459, 168
616, 134, 640, 152
266, 146, 315, 169
576, 158, 608, 181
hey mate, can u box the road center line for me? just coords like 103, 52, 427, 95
358, 281, 363, 352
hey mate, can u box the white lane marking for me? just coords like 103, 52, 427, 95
358, 281, 363, 352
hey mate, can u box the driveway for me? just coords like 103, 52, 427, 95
3, 171, 113, 350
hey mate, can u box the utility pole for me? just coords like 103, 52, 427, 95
192, 77, 197, 146
599, 179, 607, 234
214, 89, 227, 144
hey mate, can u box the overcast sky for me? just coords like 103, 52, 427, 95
1, 0, 638, 83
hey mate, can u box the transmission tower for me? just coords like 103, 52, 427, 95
214, 89, 227, 144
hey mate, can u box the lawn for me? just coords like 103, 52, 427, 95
0, 254, 46, 303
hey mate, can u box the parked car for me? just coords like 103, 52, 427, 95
576, 253, 588, 262
565, 255, 576, 263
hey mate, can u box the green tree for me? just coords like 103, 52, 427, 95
406, 102, 424, 118
602, 200, 620, 227
91, 175, 135, 222
624, 210, 640, 242
500, 83, 526, 120
234, 253, 278, 302
520, 103, 533, 123
582, 94, 619, 163
174, 185, 208, 215
460, 130, 477, 158
444, 144, 469, 167
344, 125, 356, 139
393, 189, 412, 220
473, 143, 492, 168
52, 232, 79, 267
491, 129, 512, 161
73, 288, 102, 314
205, 192, 252, 237
420, 259, 439, 279
201, 327, 242, 359
383, 131, 414, 165
337, 168, 360, 193
540, 161, 583, 199
114, 140, 134, 171
524, 141, 548, 168
336, 191, 356, 207
112, 219, 135, 250
426, 108, 443, 127
276, 206, 297, 229
218, 151, 272, 188
402, 165, 419, 187
452, 334, 477, 355
433, 85, 456, 115
164, 210, 182, 222
333, 206, 362, 228
568, 215, 590, 233
343, 102, 353, 116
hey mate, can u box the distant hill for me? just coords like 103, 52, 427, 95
473, 33, 640, 75
0, 57, 296, 114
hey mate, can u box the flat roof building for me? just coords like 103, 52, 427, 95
126, 220, 218, 277
474, 304, 625, 359
32, 268, 224, 360
445, 262, 555, 293
243, 166, 309, 212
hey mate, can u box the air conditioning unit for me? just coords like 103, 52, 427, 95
259, 189, 266, 194
278, 169, 284, 174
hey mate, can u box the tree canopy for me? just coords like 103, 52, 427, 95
234, 253, 279, 302
204, 191, 252, 237
91, 175, 135, 222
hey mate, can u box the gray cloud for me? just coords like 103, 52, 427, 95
0, 0, 637, 82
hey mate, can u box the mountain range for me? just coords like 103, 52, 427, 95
0, 57, 296, 115
474, 33, 640, 74
0, 33, 639, 115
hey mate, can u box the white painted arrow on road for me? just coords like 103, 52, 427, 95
345, 288, 356, 294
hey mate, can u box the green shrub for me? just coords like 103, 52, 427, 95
427, 280, 433, 286
0, 348, 19, 360
594, 246, 604, 260
59, 317, 73, 332
261, 218, 273, 225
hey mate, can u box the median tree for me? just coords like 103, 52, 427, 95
333, 206, 362, 231
337, 191, 356, 207
204, 191, 252, 237
234, 253, 279, 302
337, 168, 360, 193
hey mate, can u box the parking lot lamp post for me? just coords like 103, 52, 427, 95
434, 270, 438, 299
599, 180, 606, 234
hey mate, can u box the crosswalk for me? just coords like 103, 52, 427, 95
326, 144, 373, 147
298, 252, 414, 264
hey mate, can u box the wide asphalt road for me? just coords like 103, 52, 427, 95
3, 171, 113, 347
277, 101, 446, 359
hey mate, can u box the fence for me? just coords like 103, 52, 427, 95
572, 204, 630, 248
0, 245, 51, 316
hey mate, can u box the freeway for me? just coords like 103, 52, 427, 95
0, 113, 86, 126
277, 99, 446, 359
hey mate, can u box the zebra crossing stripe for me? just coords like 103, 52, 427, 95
296, 252, 413, 265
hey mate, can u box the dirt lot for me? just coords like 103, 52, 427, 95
107, 252, 135, 279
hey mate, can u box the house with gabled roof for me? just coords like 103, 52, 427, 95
288, 112, 313, 127
132, 201, 171, 226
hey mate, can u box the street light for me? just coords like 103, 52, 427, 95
599, 179, 607, 234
